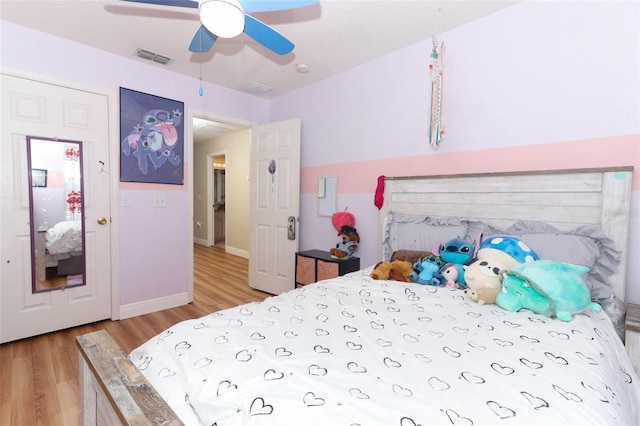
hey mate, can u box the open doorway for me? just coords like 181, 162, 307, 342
191, 113, 251, 255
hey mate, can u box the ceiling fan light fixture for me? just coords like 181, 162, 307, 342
200, 0, 245, 39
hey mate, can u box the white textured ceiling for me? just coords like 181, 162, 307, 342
0, 0, 517, 100
1, 0, 518, 140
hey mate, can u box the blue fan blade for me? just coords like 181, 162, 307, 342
120, 0, 199, 8
243, 15, 294, 55
189, 25, 218, 53
241, 0, 318, 13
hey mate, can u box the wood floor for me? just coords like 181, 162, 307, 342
0, 244, 271, 426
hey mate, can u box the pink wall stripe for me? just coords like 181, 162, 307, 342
119, 163, 190, 190
301, 135, 639, 194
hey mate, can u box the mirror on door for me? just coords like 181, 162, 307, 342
27, 136, 86, 293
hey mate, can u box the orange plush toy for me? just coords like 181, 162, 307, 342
370, 259, 414, 282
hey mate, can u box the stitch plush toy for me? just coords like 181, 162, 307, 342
432, 237, 476, 289
409, 257, 442, 285
330, 225, 360, 259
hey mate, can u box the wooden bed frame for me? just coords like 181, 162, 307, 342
378, 167, 633, 301
78, 167, 633, 425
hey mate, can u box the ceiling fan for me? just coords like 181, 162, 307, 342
121, 0, 318, 55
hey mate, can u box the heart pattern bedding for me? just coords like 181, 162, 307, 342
130, 269, 640, 425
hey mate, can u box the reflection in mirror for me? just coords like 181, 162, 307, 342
27, 136, 86, 293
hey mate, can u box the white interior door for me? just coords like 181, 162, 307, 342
249, 119, 300, 294
0, 73, 112, 343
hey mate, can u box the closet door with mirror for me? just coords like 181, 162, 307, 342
0, 73, 112, 343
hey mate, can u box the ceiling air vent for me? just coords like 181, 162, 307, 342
135, 48, 173, 65
239, 82, 273, 96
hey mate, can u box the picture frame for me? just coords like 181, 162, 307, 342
119, 87, 184, 185
32, 168, 47, 188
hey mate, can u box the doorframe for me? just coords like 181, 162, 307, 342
187, 108, 253, 303
0, 66, 121, 320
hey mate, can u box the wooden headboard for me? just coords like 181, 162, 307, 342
378, 167, 633, 302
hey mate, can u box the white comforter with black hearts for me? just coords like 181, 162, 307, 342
130, 269, 640, 426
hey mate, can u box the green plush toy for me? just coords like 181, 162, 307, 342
497, 260, 601, 321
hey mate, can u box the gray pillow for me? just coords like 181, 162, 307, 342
483, 220, 619, 302
382, 213, 484, 261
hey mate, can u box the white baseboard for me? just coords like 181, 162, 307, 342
194, 237, 208, 246
193, 239, 249, 259
226, 245, 248, 259
119, 292, 190, 320
193, 238, 249, 259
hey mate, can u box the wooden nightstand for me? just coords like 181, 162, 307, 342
625, 303, 640, 376
295, 250, 360, 287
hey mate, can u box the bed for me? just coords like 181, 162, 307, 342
35, 220, 83, 281
77, 167, 639, 425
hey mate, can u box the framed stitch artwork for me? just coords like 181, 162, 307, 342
119, 87, 184, 185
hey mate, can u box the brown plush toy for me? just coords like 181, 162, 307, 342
371, 259, 414, 282
329, 225, 360, 259
370, 261, 392, 280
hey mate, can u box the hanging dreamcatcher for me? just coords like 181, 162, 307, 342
429, 35, 445, 149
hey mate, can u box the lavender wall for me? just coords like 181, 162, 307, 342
1, 20, 269, 308
2, 1, 638, 309
270, 1, 640, 303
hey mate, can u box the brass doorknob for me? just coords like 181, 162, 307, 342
97, 217, 108, 225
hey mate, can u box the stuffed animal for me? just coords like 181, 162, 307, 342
463, 258, 503, 292
440, 263, 460, 289
370, 259, 414, 282
370, 261, 392, 280
432, 237, 476, 289
409, 257, 442, 285
330, 225, 360, 259
497, 260, 601, 321
464, 236, 539, 297
477, 236, 538, 270
463, 287, 499, 305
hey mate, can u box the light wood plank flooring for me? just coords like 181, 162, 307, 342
0, 244, 270, 426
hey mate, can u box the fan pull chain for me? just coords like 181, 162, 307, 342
198, 30, 204, 96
